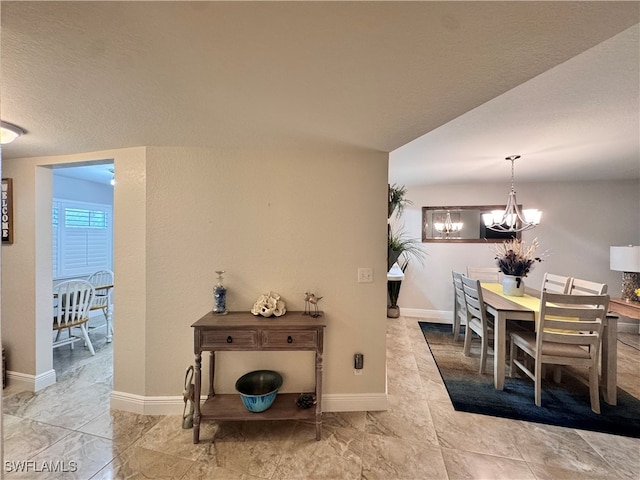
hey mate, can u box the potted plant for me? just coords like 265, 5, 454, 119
388, 183, 411, 219
492, 238, 543, 296
387, 184, 426, 317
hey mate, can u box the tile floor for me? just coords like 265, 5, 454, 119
2, 316, 639, 479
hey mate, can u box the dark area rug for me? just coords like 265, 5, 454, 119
419, 321, 640, 438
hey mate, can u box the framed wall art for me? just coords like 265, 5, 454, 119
2, 178, 14, 244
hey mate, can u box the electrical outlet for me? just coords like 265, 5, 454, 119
354, 353, 364, 369
357, 268, 373, 283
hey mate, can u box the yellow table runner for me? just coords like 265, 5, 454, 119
482, 283, 541, 312
482, 282, 578, 332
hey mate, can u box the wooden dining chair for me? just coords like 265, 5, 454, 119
461, 276, 494, 374
53, 280, 96, 355
541, 272, 572, 294
451, 271, 467, 341
87, 269, 114, 338
509, 292, 609, 413
569, 278, 607, 295
466, 266, 500, 283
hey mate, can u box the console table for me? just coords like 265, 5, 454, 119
191, 311, 325, 444
608, 297, 640, 320
609, 297, 640, 334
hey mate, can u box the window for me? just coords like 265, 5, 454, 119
52, 199, 113, 279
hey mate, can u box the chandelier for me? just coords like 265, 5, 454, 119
434, 210, 463, 237
482, 155, 541, 232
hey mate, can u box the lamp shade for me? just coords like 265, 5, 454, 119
610, 246, 640, 272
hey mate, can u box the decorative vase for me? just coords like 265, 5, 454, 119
502, 275, 525, 297
213, 270, 228, 314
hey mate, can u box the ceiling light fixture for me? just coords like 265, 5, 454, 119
482, 155, 542, 232
0, 121, 26, 145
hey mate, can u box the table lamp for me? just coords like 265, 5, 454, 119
610, 245, 640, 302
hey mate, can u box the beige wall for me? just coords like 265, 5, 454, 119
391, 179, 640, 313
1, 159, 53, 378
1, 145, 390, 403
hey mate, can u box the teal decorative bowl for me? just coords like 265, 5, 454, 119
235, 370, 283, 412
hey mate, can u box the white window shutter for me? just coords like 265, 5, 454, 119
53, 199, 113, 279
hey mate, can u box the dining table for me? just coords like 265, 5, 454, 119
480, 283, 617, 406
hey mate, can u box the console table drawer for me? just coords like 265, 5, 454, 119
261, 329, 318, 348
201, 330, 258, 348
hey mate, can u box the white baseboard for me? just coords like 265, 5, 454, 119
399, 308, 452, 323
322, 393, 389, 412
7, 369, 56, 392
110, 391, 389, 416
110, 391, 183, 415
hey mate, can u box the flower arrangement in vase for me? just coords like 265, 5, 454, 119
492, 238, 543, 296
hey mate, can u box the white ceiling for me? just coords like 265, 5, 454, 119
53, 163, 114, 186
1, 2, 638, 187
390, 22, 640, 187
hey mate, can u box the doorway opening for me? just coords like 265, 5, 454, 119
51, 161, 114, 382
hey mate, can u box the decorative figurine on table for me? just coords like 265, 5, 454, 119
251, 291, 286, 317
296, 393, 316, 409
213, 270, 227, 315
304, 292, 323, 317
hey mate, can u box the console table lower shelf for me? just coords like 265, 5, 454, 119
200, 393, 317, 421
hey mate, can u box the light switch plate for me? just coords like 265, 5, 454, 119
357, 268, 373, 283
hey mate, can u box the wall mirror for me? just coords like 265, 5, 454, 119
422, 206, 520, 243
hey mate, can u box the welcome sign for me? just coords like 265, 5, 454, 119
2, 178, 13, 244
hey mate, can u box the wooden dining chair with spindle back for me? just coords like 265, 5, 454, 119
87, 269, 114, 338
53, 280, 96, 355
